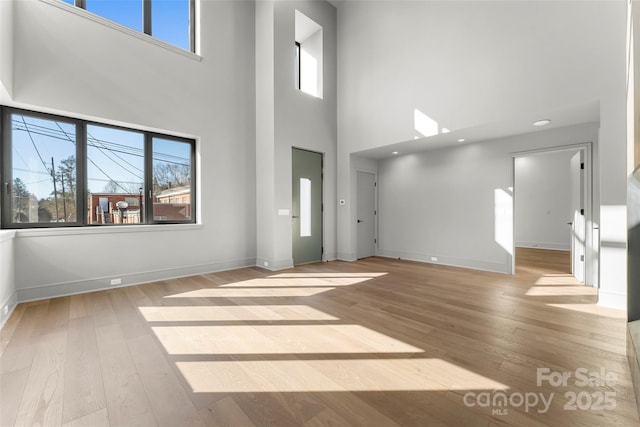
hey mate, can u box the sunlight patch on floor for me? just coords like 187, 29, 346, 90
152, 324, 423, 355
526, 286, 597, 297
176, 358, 508, 393
545, 303, 627, 318
139, 305, 339, 322
269, 272, 387, 278
534, 274, 583, 286
163, 287, 336, 298
219, 277, 375, 288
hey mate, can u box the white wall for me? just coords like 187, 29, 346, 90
515, 150, 576, 251
337, 0, 627, 308
256, 0, 337, 269
0, 0, 13, 101
0, 232, 16, 328
7, 0, 257, 300
377, 124, 598, 274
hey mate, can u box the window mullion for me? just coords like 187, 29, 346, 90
1, 108, 10, 228
144, 133, 153, 224
190, 0, 196, 53
77, 121, 87, 225
143, 0, 152, 35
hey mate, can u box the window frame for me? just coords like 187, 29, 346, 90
295, 41, 301, 90
69, 0, 196, 53
1, 106, 196, 229
147, 132, 197, 225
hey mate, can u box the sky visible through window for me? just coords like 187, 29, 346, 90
65, 0, 190, 51
11, 114, 190, 200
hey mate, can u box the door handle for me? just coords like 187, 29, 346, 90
292, 215, 299, 219
567, 222, 573, 226
357, 219, 363, 223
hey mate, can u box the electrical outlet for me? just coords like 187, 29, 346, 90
3, 305, 7, 316
431, 256, 438, 262
263, 261, 269, 267
110, 278, 122, 286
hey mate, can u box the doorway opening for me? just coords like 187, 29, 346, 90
512, 144, 595, 285
292, 148, 323, 265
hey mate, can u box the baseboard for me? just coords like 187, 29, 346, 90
376, 249, 510, 274
516, 242, 570, 251
0, 291, 18, 329
337, 252, 357, 262
627, 321, 640, 418
597, 290, 627, 310
16, 257, 256, 303
255, 258, 294, 271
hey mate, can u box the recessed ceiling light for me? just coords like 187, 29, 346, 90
457, 138, 465, 142
533, 119, 551, 126
392, 151, 399, 155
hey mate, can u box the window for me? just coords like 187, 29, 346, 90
61, 0, 195, 52
295, 41, 301, 90
294, 10, 323, 98
86, 0, 143, 32
5, 113, 80, 224
1, 107, 196, 228
152, 137, 193, 222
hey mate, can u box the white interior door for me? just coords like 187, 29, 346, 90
570, 151, 586, 283
357, 171, 376, 259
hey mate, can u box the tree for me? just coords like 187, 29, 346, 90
153, 162, 190, 191
43, 155, 77, 222
12, 178, 33, 222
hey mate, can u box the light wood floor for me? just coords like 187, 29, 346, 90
1, 248, 638, 426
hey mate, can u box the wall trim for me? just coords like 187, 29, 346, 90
376, 249, 510, 274
0, 230, 16, 242
597, 290, 627, 310
255, 258, 294, 271
16, 257, 256, 303
516, 242, 570, 251
0, 291, 18, 330
337, 252, 357, 262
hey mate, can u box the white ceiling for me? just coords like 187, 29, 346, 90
354, 100, 600, 160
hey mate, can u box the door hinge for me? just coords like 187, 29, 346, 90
580, 254, 584, 262
374, 210, 377, 215
374, 182, 377, 187
374, 238, 377, 243
580, 208, 584, 216
580, 162, 584, 170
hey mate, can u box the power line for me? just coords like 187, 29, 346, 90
17, 116, 52, 176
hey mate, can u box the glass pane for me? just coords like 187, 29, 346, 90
152, 137, 192, 221
10, 114, 77, 224
87, 125, 145, 225
86, 0, 143, 32
152, 0, 190, 50
295, 43, 300, 89
61, 0, 75, 5
300, 178, 311, 237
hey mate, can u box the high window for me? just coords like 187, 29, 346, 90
61, 0, 195, 52
294, 10, 323, 99
1, 107, 196, 228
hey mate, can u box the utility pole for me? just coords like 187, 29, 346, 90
51, 157, 59, 221
61, 169, 67, 221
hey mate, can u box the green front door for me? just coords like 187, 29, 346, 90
292, 148, 323, 265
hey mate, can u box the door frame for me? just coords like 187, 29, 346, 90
510, 142, 597, 286
356, 169, 378, 259
291, 147, 324, 265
